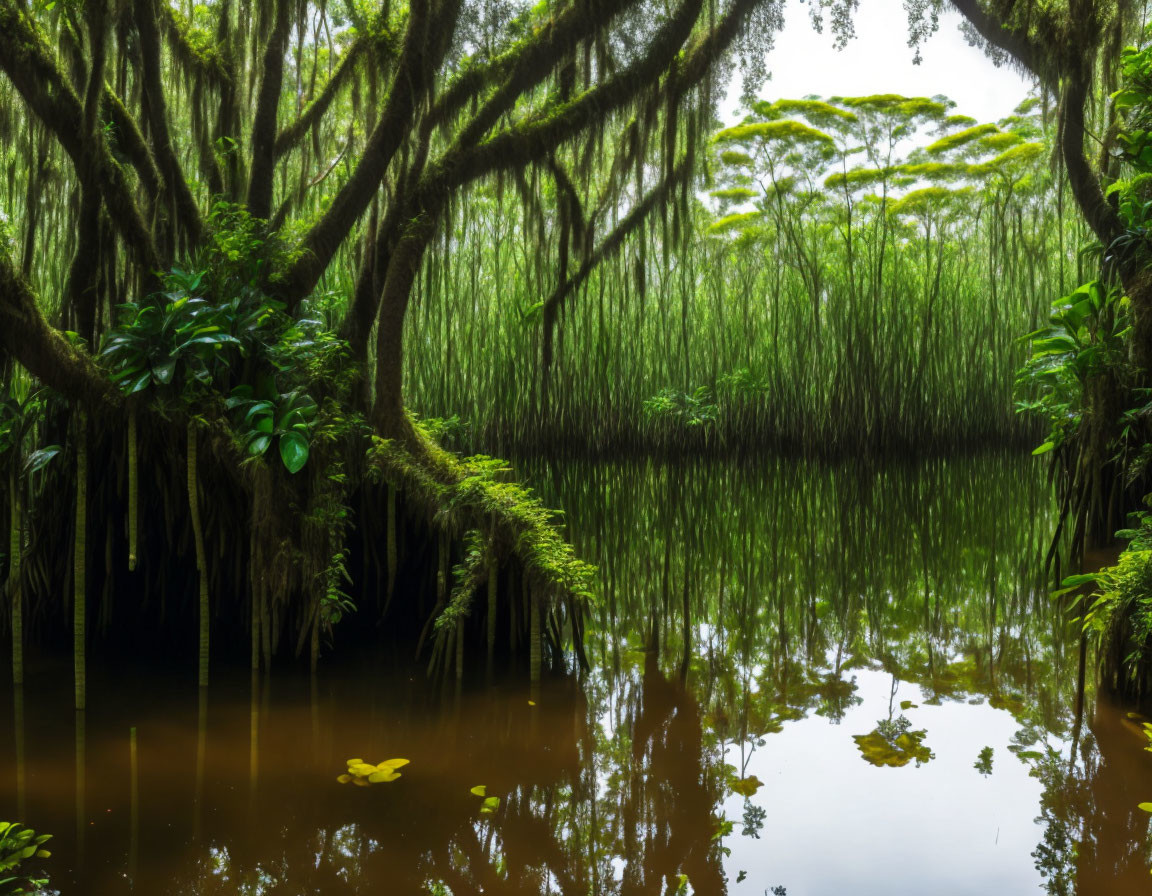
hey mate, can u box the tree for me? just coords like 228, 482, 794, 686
0, 0, 784, 673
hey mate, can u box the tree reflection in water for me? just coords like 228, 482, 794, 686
6, 455, 1152, 894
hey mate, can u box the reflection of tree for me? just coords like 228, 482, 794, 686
13, 455, 1130, 893
615, 656, 726, 895
852, 678, 933, 768
111, 659, 728, 896
1028, 699, 1152, 895
973, 746, 994, 776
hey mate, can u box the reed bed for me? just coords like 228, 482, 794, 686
402, 97, 1082, 457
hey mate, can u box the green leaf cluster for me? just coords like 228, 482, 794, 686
0, 822, 51, 895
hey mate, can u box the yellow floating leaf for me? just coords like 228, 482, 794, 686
352, 777, 371, 787
368, 769, 401, 783
527, 700, 536, 706
470, 785, 487, 797
336, 774, 353, 784
346, 758, 364, 766
350, 763, 378, 776
378, 758, 410, 770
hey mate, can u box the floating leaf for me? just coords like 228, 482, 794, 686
1139, 802, 1152, 813
336, 774, 353, 784
899, 700, 917, 710
482, 796, 500, 810
368, 769, 401, 783
470, 785, 487, 797
352, 777, 371, 787
379, 758, 410, 769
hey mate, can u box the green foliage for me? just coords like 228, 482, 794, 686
1016, 280, 1130, 455
366, 419, 595, 633
225, 386, 317, 473
0, 390, 59, 479
0, 822, 51, 895
100, 245, 354, 474
925, 123, 1000, 154
642, 387, 718, 430
1105, 40, 1152, 256
853, 716, 934, 768
713, 119, 835, 146
99, 266, 266, 397
1075, 510, 1152, 686
974, 746, 994, 777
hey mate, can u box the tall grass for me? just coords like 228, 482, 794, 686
403, 95, 1082, 456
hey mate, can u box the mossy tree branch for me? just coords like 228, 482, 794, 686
541, 157, 693, 400
0, 1, 161, 272
135, 0, 204, 248
247, 0, 294, 221
280, 0, 457, 306
274, 37, 367, 160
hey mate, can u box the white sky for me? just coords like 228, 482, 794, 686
726, 0, 1035, 126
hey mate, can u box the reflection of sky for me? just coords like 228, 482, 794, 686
720, 666, 1052, 896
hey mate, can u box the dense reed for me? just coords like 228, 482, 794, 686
404, 96, 1081, 457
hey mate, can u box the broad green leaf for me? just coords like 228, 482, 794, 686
247, 434, 272, 456
279, 431, 309, 474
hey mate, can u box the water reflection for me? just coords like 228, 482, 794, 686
3, 455, 1152, 893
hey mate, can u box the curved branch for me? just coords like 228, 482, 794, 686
247, 0, 293, 220
0, 254, 121, 410
160, 4, 233, 88
274, 38, 367, 159
949, 0, 1123, 249
422, 0, 711, 202
446, 0, 639, 155
541, 157, 692, 384
0, 2, 160, 272
1061, 65, 1125, 249
135, 0, 203, 246
948, 0, 1058, 90
278, 0, 461, 308
101, 89, 163, 200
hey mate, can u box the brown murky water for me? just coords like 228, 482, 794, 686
4, 455, 1152, 894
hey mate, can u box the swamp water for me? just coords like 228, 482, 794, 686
3, 453, 1152, 895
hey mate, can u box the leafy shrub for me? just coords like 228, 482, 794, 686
0, 822, 51, 895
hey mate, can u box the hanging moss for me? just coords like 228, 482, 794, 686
367, 419, 595, 608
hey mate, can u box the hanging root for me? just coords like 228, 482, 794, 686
368, 416, 595, 679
